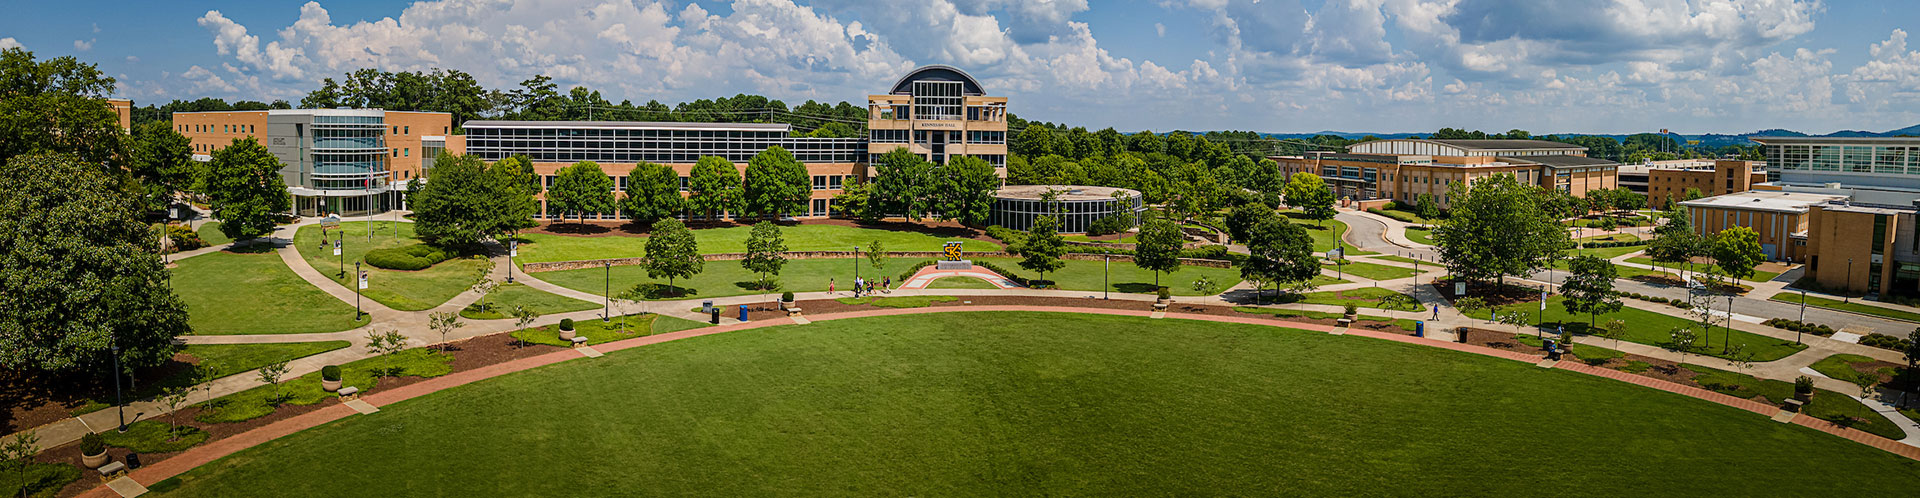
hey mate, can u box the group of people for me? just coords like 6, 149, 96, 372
829, 276, 890, 296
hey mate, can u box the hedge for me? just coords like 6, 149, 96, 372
1761, 318, 1837, 337
364, 243, 454, 270
1860, 333, 1914, 351
1580, 239, 1650, 249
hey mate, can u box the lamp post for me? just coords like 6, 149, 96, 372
853, 246, 861, 297
354, 262, 363, 318
1797, 288, 1807, 344
111, 343, 125, 433
603, 261, 611, 322
1103, 256, 1110, 300
507, 238, 517, 284
1846, 258, 1854, 303
336, 233, 345, 279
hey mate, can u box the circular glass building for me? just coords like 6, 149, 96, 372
988, 185, 1145, 233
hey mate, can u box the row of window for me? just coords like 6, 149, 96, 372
532, 199, 838, 220
1768, 144, 1920, 175
467, 128, 819, 139
535, 174, 851, 193
182, 124, 255, 134
472, 149, 864, 164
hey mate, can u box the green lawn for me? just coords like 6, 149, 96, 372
1498, 296, 1806, 361
925, 276, 1001, 289
1564, 243, 1645, 261
536, 257, 1247, 299
183, 341, 351, 380
461, 283, 600, 319
196, 221, 233, 246
513, 224, 1003, 263
1405, 227, 1435, 246
1368, 255, 1437, 268
1677, 363, 1905, 440
1627, 257, 1781, 282
146, 313, 1920, 497
1549, 256, 1673, 280
1768, 292, 1920, 323
510, 313, 711, 347
293, 222, 491, 311
835, 295, 960, 308
195, 348, 453, 424
1275, 287, 1426, 312
1303, 219, 1374, 255
171, 248, 369, 335
0, 462, 80, 498
100, 420, 210, 453
1322, 260, 1425, 281
1064, 233, 1138, 244
1575, 233, 1640, 244
1809, 354, 1898, 385
978, 257, 1244, 296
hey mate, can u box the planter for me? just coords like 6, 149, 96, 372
559, 328, 577, 341
781, 300, 795, 311
322, 378, 342, 392
81, 450, 108, 469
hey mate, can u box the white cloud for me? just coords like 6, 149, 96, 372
74, 39, 93, 51
0, 38, 22, 50
1155, 23, 1166, 37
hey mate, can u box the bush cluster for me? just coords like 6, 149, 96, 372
1762, 318, 1837, 336
321, 365, 342, 382
1086, 213, 1135, 237
165, 224, 207, 251
1367, 208, 1421, 223
1794, 376, 1816, 400
1617, 291, 1686, 308
1580, 239, 1649, 249
80, 432, 104, 455
976, 260, 1030, 287
897, 259, 936, 282
559, 318, 575, 331
984, 225, 1026, 247
1859, 333, 1913, 351
364, 243, 454, 270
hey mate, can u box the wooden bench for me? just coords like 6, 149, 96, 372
336, 386, 360, 400
96, 461, 125, 478
571, 336, 589, 347
786, 307, 803, 317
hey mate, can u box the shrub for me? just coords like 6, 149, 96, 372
559, 318, 575, 331
976, 260, 1029, 287
321, 365, 342, 382
1860, 333, 1913, 351
1794, 376, 1815, 400
897, 259, 937, 282
80, 432, 104, 455
165, 224, 207, 251
1157, 287, 1171, 300
984, 225, 1026, 247
1367, 208, 1420, 223
781, 291, 795, 302
364, 243, 453, 270
1343, 302, 1359, 315
1179, 245, 1230, 260
1086, 213, 1135, 236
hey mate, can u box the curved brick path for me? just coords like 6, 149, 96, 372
78, 305, 1920, 497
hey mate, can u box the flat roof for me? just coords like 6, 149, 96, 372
1678, 191, 1848, 213
1751, 136, 1920, 145
463, 120, 792, 132
1822, 202, 1917, 215
995, 185, 1139, 201
1499, 155, 1617, 168
1425, 139, 1586, 150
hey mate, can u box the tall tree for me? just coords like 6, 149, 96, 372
620, 161, 686, 226
0, 48, 125, 171
203, 137, 292, 242
1133, 215, 1184, 286
1224, 201, 1271, 243
936, 155, 1000, 226
741, 221, 788, 292
1713, 226, 1765, 285
127, 121, 198, 212
410, 152, 532, 247
1433, 174, 1571, 286
1167, 161, 1221, 221
1018, 214, 1067, 287
643, 218, 703, 296
0, 153, 188, 373
872, 148, 934, 221
547, 161, 615, 224
1560, 255, 1623, 327
1240, 212, 1321, 303
830, 180, 881, 223
1282, 172, 1336, 227
687, 156, 744, 220
742, 146, 811, 218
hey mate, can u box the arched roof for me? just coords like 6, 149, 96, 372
889, 65, 985, 95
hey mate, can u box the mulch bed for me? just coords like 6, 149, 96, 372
36, 333, 565, 497
1430, 279, 1545, 307
518, 217, 997, 244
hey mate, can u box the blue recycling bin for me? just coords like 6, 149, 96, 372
1415, 320, 1424, 337
739, 304, 749, 322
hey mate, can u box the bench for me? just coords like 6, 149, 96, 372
97, 461, 125, 478
571, 336, 589, 347
336, 386, 360, 399
1784, 398, 1806, 413
786, 307, 803, 317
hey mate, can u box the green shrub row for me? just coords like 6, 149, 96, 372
1762, 318, 1837, 336
1617, 291, 1686, 308
976, 260, 1030, 287
1580, 239, 1649, 249
1086, 213, 1135, 236
364, 243, 453, 270
1367, 208, 1421, 223
1860, 333, 1914, 351
897, 259, 937, 282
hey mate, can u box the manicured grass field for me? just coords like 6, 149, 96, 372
171, 248, 369, 335
293, 222, 491, 311
925, 276, 1001, 289
1368, 255, 1437, 268
1810, 354, 1898, 385
1405, 226, 1435, 246
1674, 362, 1905, 440
977, 257, 1244, 296
195, 348, 453, 424
1549, 255, 1673, 280
1322, 260, 1424, 281
535, 257, 1246, 299
196, 221, 233, 246
510, 313, 710, 347
1278, 287, 1425, 312
835, 295, 959, 308
461, 283, 600, 319
146, 313, 1920, 497
0, 462, 79, 498
512, 224, 1002, 263
1627, 257, 1782, 282
1768, 292, 1920, 323
1498, 296, 1806, 361
183, 341, 352, 380
100, 420, 210, 453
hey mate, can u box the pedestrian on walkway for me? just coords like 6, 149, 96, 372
882, 276, 891, 293
1432, 306, 1440, 321
829, 278, 836, 294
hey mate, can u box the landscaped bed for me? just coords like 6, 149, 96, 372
1496, 295, 1806, 361
531, 257, 1247, 300
143, 312, 1920, 496
292, 221, 491, 311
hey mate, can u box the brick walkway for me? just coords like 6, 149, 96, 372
74, 306, 1920, 497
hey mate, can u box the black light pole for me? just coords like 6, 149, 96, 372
1797, 288, 1808, 344
1846, 258, 1854, 303
853, 246, 861, 296
1103, 256, 1110, 300
111, 343, 125, 432
507, 238, 517, 283
354, 262, 363, 318
603, 261, 611, 322
336, 233, 345, 278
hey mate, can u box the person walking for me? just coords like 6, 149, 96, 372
1432, 305, 1440, 321
829, 278, 836, 294
882, 276, 891, 293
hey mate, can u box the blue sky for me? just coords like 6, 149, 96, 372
3, 1, 1916, 135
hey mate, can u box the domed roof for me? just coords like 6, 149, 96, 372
889, 65, 985, 96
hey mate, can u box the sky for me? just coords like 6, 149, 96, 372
2, 0, 1917, 135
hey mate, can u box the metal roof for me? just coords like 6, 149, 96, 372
462, 120, 792, 132
1498, 155, 1618, 168
1420, 139, 1586, 150
1677, 191, 1847, 213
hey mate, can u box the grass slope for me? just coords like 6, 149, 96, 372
172, 248, 369, 335
460, 283, 600, 319
1322, 260, 1425, 281
513, 224, 1002, 263
1769, 292, 1920, 323
293, 222, 490, 311
150, 313, 1920, 497
1498, 296, 1806, 361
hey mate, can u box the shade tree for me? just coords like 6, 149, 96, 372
619, 161, 686, 226
687, 156, 744, 220
547, 161, 616, 224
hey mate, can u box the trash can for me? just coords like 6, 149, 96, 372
702, 300, 714, 314
709, 307, 720, 324
739, 304, 749, 322
1456, 327, 1469, 343
1414, 321, 1424, 337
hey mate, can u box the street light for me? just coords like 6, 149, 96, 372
1103, 256, 1110, 300
1846, 258, 1854, 303
507, 238, 517, 284
336, 233, 345, 279
1796, 288, 1808, 345
111, 343, 125, 433
603, 261, 611, 322
354, 262, 363, 318
853, 246, 861, 297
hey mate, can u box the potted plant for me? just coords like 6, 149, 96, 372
559, 318, 577, 341
1155, 287, 1171, 310
1343, 302, 1358, 318
1793, 376, 1815, 402
781, 291, 796, 310
320, 365, 343, 392
80, 432, 108, 469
